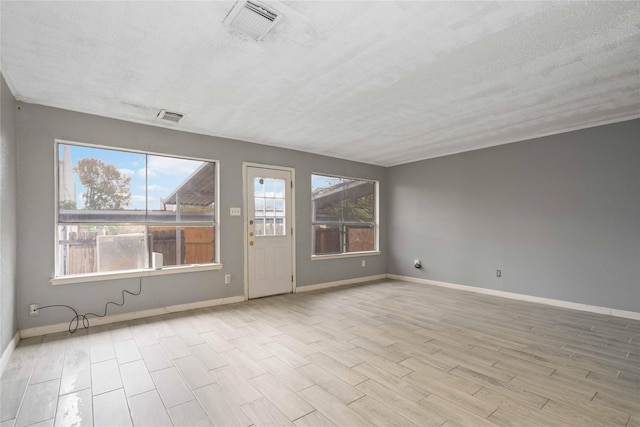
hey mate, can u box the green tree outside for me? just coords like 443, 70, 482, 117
75, 158, 132, 209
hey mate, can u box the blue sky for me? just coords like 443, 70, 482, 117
311, 174, 341, 192
60, 144, 203, 210
60, 145, 357, 209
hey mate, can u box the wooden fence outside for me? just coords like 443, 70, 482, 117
314, 226, 374, 255
65, 231, 98, 274
150, 227, 215, 265
62, 227, 215, 275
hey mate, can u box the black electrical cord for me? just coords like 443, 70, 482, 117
35, 303, 89, 334
37, 273, 143, 334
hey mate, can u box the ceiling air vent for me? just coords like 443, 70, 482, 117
157, 109, 183, 123
223, 1, 282, 41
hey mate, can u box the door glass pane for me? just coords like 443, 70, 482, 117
275, 199, 284, 217
253, 176, 286, 237
254, 197, 265, 219
265, 179, 275, 198
266, 199, 275, 215
254, 178, 265, 197
275, 180, 284, 198
254, 218, 265, 236
264, 218, 274, 235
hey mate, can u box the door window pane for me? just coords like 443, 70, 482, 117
275, 199, 284, 217
255, 218, 265, 236
254, 177, 286, 237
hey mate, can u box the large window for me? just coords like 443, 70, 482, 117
56, 141, 218, 278
312, 174, 378, 256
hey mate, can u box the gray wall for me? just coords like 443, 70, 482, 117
16, 103, 386, 330
388, 120, 640, 312
1, 73, 18, 354
12, 98, 638, 333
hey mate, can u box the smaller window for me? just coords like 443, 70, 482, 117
312, 174, 378, 256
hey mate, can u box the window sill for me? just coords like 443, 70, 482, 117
311, 251, 380, 261
50, 263, 223, 286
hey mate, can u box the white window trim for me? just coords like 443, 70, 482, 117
311, 172, 380, 258
50, 263, 223, 286
54, 139, 221, 280
311, 251, 381, 261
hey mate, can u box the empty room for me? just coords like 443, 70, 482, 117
1, 1, 639, 426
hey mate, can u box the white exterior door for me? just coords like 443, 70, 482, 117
246, 166, 293, 299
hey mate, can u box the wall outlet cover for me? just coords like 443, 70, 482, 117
29, 304, 39, 316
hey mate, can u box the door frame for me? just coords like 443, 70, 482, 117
242, 162, 296, 299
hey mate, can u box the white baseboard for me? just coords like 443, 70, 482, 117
387, 274, 640, 321
19, 295, 246, 338
296, 274, 387, 293
610, 308, 640, 321
1, 331, 20, 376
17, 274, 639, 339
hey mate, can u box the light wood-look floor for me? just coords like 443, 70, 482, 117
1, 279, 639, 427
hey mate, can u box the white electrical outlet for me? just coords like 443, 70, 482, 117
225, 274, 232, 284
29, 304, 39, 317
361, 260, 366, 267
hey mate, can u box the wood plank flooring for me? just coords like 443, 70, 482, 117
1, 279, 639, 426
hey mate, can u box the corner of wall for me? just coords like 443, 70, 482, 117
0, 72, 19, 360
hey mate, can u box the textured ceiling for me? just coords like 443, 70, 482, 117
1, 1, 639, 166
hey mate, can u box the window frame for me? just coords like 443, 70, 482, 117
310, 173, 380, 260
52, 139, 221, 285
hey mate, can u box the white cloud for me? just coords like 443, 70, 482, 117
129, 195, 162, 210
119, 168, 135, 176
146, 184, 166, 192
147, 156, 203, 177
130, 194, 146, 210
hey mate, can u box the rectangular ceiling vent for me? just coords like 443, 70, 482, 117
157, 109, 183, 123
223, 1, 282, 41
